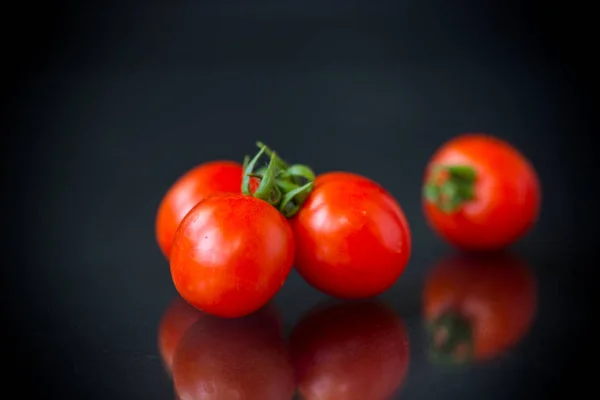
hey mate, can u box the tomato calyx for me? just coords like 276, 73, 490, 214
427, 311, 474, 364
423, 165, 476, 213
242, 141, 315, 218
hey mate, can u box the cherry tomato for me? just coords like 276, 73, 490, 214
170, 192, 295, 318
289, 172, 411, 298
422, 133, 541, 250
155, 161, 245, 259
422, 252, 537, 363
157, 296, 204, 374
290, 300, 410, 400
172, 304, 294, 400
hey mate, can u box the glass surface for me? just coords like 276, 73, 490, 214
7, 2, 591, 399
152, 250, 564, 400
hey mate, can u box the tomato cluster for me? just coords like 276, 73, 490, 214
155, 134, 541, 318
158, 297, 410, 400
156, 142, 412, 317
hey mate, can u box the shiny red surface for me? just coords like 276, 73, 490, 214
423, 133, 541, 250
170, 193, 294, 318
155, 161, 245, 259
290, 172, 411, 298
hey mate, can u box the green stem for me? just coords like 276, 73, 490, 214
256, 141, 289, 169
242, 155, 250, 171
280, 181, 314, 217
284, 164, 315, 184
242, 142, 316, 218
252, 149, 282, 206
242, 146, 266, 195
423, 165, 476, 213
427, 311, 474, 365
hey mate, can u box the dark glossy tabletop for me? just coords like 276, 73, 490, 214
5, 2, 593, 399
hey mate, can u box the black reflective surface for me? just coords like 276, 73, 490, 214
154, 250, 571, 400
5, 2, 593, 399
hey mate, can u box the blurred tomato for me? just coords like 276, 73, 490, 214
422, 133, 541, 250
172, 304, 294, 400
289, 300, 410, 400
157, 296, 205, 374
422, 252, 538, 363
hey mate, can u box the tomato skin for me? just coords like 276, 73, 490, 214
157, 296, 204, 374
289, 300, 410, 400
170, 193, 295, 318
422, 253, 537, 362
289, 172, 411, 298
423, 133, 541, 251
155, 161, 246, 259
172, 304, 294, 400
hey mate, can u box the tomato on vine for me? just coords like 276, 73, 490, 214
422, 133, 541, 250
169, 192, 294, 318
290, 172, 411, 298
240, 143, 412, 299
422, 252, 537, 364
169, 145, 316, 318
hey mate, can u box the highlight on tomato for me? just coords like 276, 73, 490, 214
171, 304, 294, 400
157, 296, 204, 374
422, 252, 538, 364
155, 160, 246, 259
241, 142, 412, 299
289, 300, 410, 400
422, 133, 541, 251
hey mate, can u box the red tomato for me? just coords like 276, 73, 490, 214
170, 192, 295, 318
422, 252, 537, 363
157, 296, 204, 374
290, 300, 410, 400
422, 133, 541, 250
155, 161, 245, 259
289, 172, 411, 298
172, 304, 294, 400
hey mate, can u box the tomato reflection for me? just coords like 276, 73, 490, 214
171, 303, 294, 400
158, 296, 205, 374
422, 252, 538, 364
289, 300, 410, 400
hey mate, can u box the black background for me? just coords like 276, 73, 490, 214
3, 1, 595, 399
